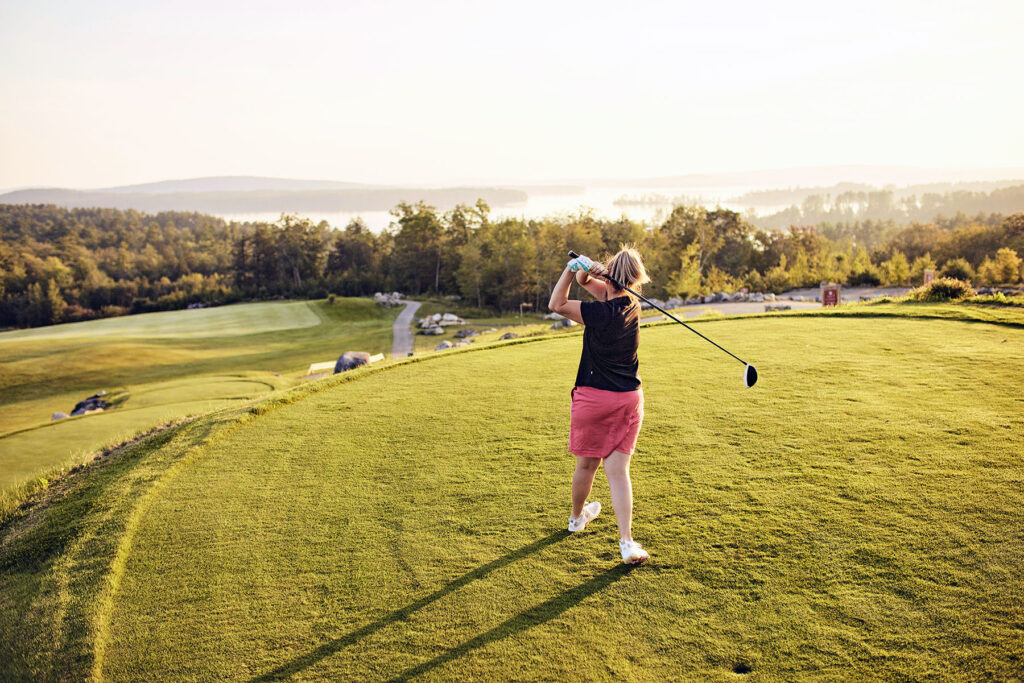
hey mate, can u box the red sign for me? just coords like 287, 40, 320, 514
821, 284, 840, 307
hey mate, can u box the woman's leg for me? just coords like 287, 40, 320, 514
571, 456, 601, 518
603, 449, 634, 541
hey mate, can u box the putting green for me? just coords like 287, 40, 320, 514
2, 313, 1016, 680
0, 301, 321, 342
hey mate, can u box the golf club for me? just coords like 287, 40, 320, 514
568, 250, 758, 388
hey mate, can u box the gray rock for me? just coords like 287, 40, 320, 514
685, 297, 702, 305
665, 298, 684, 309
749, 293, 765, 303
420, 326, 444, 335
334, 351, 371, 373
454, 328, 477, 339
70, 393, 109, 416
51, 412, 68, 421
550, 318, 577, 329
499, 332, 519, 340
765, 304, 792, 312
434, 340, 453, 350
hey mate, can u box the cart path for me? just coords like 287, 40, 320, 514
391, 301, 422, 358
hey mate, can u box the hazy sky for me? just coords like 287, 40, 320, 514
1, 0, 1022, 188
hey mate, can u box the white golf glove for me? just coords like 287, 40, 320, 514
568, 254, 594, 272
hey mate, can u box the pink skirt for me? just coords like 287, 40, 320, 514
569, 386, 644, 459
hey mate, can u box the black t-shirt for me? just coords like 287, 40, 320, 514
575, 295, 641, 391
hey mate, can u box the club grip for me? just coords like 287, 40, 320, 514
567, 250, 623, 289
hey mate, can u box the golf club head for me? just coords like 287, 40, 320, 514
744, 364, 758, 388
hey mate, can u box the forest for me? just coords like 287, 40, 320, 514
1, 201, 1022, 328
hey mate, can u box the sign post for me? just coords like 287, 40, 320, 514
923, 269, 936, 285
821, 283, 840, 307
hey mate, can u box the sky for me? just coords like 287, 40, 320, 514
1, 0, 1022, 189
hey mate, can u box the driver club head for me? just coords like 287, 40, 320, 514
744, 364, 758, 388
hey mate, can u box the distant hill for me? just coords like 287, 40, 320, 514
0, 186, 528, 213
95, 175, 376, 194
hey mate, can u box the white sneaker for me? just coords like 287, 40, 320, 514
619, 539, 650, 564
568, 501, 602, 532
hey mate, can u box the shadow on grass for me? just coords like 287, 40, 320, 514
251, 529, 574, 682
386, 563, 637, 682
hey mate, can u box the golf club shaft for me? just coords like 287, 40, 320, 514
568, 250, 749, 366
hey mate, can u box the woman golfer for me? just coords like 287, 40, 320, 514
548, 246, 650, 564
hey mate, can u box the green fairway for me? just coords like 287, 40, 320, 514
0, 298, 399, 499
2, 307, 1022, 680
0, 301, 322, 342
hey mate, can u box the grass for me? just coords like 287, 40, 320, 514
2, 306, 1022, 680
0, 298, 400, 502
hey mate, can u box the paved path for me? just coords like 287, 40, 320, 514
391, 301, 422, 358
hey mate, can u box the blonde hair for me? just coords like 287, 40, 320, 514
606, 245, 651, 295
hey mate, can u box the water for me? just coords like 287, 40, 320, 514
215, 184, 789, 232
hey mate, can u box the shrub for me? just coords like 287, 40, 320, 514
849, 267, 882, 287
327, 294, 337, 305
906, 277, 976, 302
940, 257, 975, 282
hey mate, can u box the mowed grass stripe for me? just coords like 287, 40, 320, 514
95, 317, 1024, 680
0, 301, 322, 342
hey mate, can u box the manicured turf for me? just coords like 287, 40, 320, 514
0, 298, 399, 500
2, 308, 1021, 680
0, 301, 321, 342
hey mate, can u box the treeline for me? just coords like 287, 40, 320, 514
753, 184, 1024, 230
2, 202, 1023, 329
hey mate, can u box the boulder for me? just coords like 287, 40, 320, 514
434, 340, 453, 350
639, 298, 665, 310
765, 304, 792, 312
499, 332, 519, 340
334, 351, 371, 373
685, 297, 702, 305
454, 328, 477, 338
544, 311, 564, 320
51, 412, 68, 421
373, 291, 404, 307
729, 292, 745, 302
550, 318, 576, 329
70, 393, 109, 416
665, 298, 684, 309
420, 325, 444, 335
749, 293, 765, 303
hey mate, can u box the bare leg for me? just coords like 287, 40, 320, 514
603, 449, 634, 541
571, 456, 601, 518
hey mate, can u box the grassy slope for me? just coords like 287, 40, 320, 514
0, 298, 399, 497
3, 307, 1022, 680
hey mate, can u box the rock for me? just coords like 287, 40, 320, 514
420, 325, 444, 335
544, 312, 564, 320
728, 292, 744, 302
373, 292, 404, 307
765, 304, 792, 312
665, 298, 684, 309
685, 297, 702, 305
702, 294, 715, 304
51, 412, 68, 421
70, 393, 109, 416
334, 351, 371, 373
765, 293, 776, 301
550, 318, 577, 329
454, 328, 477, 338
750, 293, 765, 303
793, 295, 805, 302
434, 340, 453, 350
639, 298, 665, 310
439, 314, 466, 326
499, 332, 519, 340
453, 339, 474, 347
715, 292, 728, 302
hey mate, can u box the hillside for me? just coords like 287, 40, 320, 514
0, 187, 527, 214
2, 309, 1022, 680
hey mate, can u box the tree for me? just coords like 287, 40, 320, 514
978, 248, 1022, 285
940, 257, 974, 282
665, 243, 702, 298
909, 253, 937, 285
882, 250, 910, 286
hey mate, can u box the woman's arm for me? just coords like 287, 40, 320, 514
575, 263, 613, 300
548, 265, 584, 324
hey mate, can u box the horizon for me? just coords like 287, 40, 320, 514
2, 1, 1023, 189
